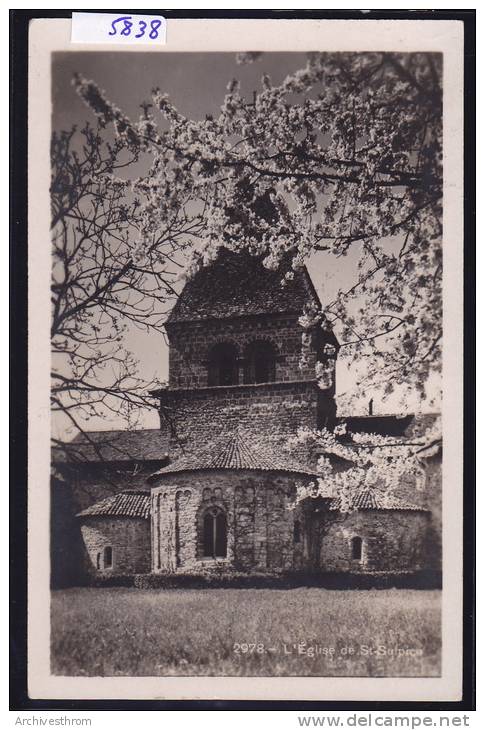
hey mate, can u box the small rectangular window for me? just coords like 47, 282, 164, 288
104, 546, 113, 568
351, 536, 363, 561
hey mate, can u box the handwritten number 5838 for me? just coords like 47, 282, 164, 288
109, 17, 162, 39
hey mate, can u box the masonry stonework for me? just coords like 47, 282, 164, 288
160, 381, 334, 460
79, 516, 151, 576
420, 453, 442, 573
320, 511, 430, 573
150, 471, 307, 574
52, 249, 441, 585
166, 314, 330, 389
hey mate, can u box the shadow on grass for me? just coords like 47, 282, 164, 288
55, 569, 442, 591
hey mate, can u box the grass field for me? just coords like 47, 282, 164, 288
51, 587, 441, 677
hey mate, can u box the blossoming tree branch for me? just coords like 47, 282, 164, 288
52, 52, 442, 486
73, 52, 442, 398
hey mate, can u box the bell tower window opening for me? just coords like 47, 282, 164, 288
208, 343, 238, 386
244, 341, 276, 384
202, 507, 227, 558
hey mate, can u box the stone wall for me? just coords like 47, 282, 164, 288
150, 470, 431, 575
167, 314, 325, 389
151, 470, 309, 573
55, 452, 439, 582
319, 510, 430, 573
393, 457, 441, 572
51, 464, 157, 584
421, 456, 442, 572
79, 516, 151, 576
160, 380, 335, 457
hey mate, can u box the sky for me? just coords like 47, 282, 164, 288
51, 52, 440, 435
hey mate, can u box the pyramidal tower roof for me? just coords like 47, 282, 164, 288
167, 248, 321, 325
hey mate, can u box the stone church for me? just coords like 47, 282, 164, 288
52, 249, 441, 585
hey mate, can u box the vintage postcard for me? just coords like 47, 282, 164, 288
26, 16, 464, 702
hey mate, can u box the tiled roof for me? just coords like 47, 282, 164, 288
150, 433, 319, 479
52, 428, 170, 464
76, 490, 150, 519
330, 487, 425, 512
210, 435, 275, 470
167, 248, 321, 324
76, 485, 424, 520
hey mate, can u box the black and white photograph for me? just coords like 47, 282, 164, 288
24, 15, 466, 703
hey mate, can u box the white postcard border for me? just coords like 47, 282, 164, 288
27, 17, 464, 702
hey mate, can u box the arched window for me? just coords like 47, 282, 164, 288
351, 536, 363, 561
96, 552, 101, 570
103, 546, 113, 568
293, 520, 301, 544
202, 507, 227, 558
244, 341, 276, 384
208, 343, 238, 386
